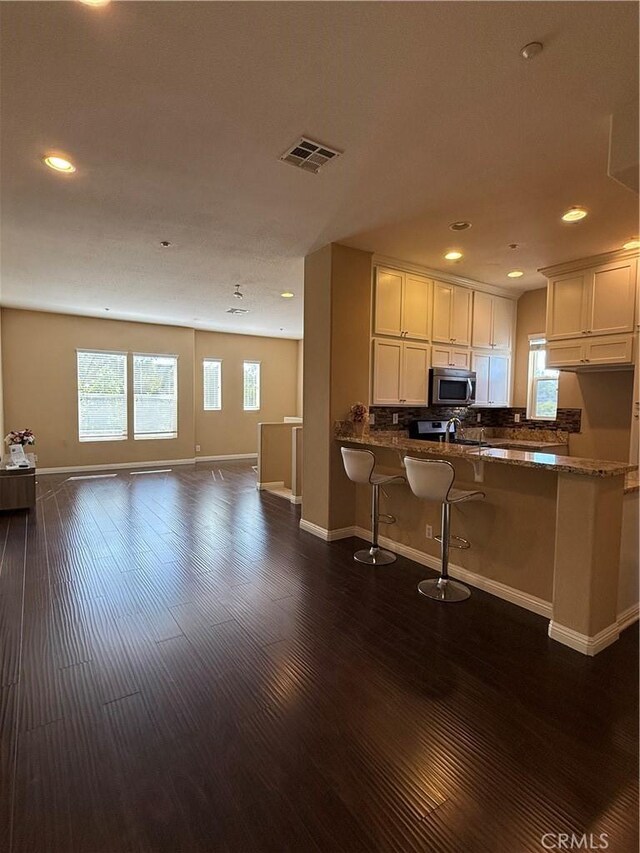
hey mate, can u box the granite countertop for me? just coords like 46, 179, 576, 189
624, 469, 639, 494
484, 438, 568, 451
335, 431, 636, 478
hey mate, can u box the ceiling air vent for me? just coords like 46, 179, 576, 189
280, 137, 342, 174
226, 307, 249, 315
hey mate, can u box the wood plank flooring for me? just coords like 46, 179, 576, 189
1, 460, 638, 852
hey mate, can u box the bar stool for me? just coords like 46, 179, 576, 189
341, 447, 405, 565
404, 457, 485, 602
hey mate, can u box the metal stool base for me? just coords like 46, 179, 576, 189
418, 577, 471, 602
354, 547, 396, 566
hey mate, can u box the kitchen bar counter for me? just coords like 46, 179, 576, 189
335, 430, 635, 478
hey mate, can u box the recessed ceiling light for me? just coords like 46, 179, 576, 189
43, 155, 76, 173
507, 270, 524, 279
561, 206, 588, 222
280, 291, 295, 298
78, 0, 111, 6
444, 250, 463, 261
520, 42, 543, 60
449, 221, 471, 232
623, 239, 640, 250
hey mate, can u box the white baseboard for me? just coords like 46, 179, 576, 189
353, 526, 553, 619
257, 481, 285, 490
299, 519, 356, 542
548, 620, 621, 656
617, 602, 640, 632
38, 458, 197, 475
197, 453, 257, 462
290, 495, 302, 505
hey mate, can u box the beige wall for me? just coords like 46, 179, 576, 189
1, 308, 298, 469
301, 245, 333, 530
296, 339, 303, 418
301, 243, 373, 531
515, 288, 633, 461
194, 330, 298, 458
0, 312, 4, 457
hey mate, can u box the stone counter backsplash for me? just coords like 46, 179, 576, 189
369, 406, 582, 434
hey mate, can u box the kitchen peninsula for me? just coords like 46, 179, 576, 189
336, 425, 636, 655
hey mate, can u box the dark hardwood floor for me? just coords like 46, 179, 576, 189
1, 460, 637, 852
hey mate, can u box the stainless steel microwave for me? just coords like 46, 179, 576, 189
429, 367, 476, 406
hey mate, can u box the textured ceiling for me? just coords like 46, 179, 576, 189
1, 1, 638, 338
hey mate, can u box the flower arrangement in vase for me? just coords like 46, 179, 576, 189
4, 429, 35, 447
349, 403, 368, 437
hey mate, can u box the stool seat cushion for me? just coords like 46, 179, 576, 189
447, 488, 485, 503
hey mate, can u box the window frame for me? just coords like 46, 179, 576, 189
76, 349, 128, 443
243, 360, 261, 412
132, 352, 179, 441
526, 334, 559, 421
203, 358, 223, 411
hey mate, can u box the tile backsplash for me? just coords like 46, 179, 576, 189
369, 406, 582, 434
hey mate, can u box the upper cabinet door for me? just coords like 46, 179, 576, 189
402, 274, 431, 340
372, 339, 402, 404
401, 342, 430, 405
588, 260, 637, 336
374, 268, 404, 337
546, 272, 589, 340
450, 285, 472, 345
471, 353, 490, 405
432, 281, 453, 342
488, 355, 510, 406
471, 292, 493, 348
492, 296, 514, 349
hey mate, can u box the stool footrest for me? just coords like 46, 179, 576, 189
434, 534, 470, 550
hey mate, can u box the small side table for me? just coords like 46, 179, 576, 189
0, 453, 36, 511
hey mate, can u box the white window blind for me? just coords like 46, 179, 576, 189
133, 354, 178, 439
527, 336, 559, 420
77, 350, 127, 442
203, 359, 222, 410
243, 361, 260, 411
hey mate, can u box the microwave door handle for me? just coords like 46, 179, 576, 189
467, 378, 474, 400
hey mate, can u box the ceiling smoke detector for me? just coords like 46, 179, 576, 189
233, 284, 243, 300
226, 307, 249, 315
449, 221, 472, 231
280, 136, 342, 174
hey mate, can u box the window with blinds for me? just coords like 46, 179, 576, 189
243, 361, 260, 411
527, 336, 559, 420
77, 350, 127, 442
133, 354, 178, 439
203, 359, 222, 410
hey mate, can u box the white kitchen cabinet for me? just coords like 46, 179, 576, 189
472, 292, 514, 350
403, 274, 431, 340
431, 345, 470, 369
546, 271, 590, 340
372, 338, 429, 406
374, 268, 403, 337
401, 341, 431, 405
432, 281, 472, 346
588, 260, 637, 336
546, 334, 634, 369
472, 352, 510, 407
545, 257, 637, 341
372, 338, 403, 404
373, 267, 431, 340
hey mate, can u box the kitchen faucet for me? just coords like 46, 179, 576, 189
445, 416, 463, 443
